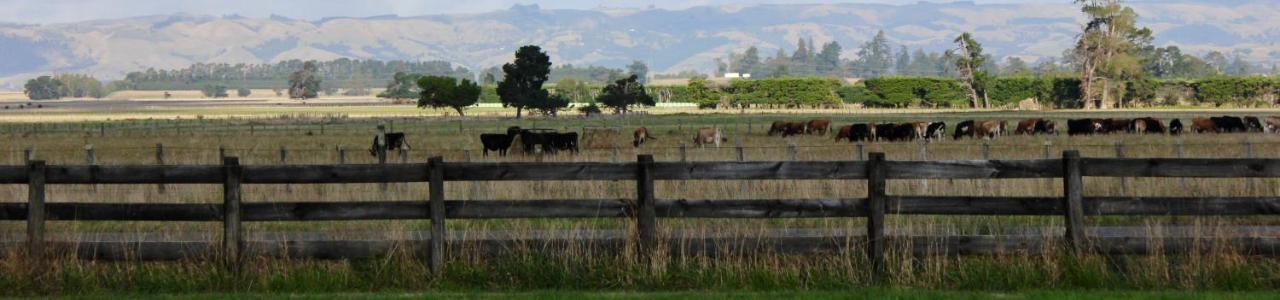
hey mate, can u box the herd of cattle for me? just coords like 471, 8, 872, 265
376, 115, 1280, 157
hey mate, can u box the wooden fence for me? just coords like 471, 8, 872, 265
2, 151, 1280, 277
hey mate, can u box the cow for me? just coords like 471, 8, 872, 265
834, 125, 854, 142
851, 123, 876, 142
953, 120, 975, 140
633, 127, 655, 147
806, 118, 832, 135
693, 127, 728, 147
876, 123, 902, 141
1211, 116, 1247, 133
892, 123, 921, 142
1191, 118, 1218, 133
549, 132, 580, 153
1265, 116, 1280, 133
924, 122, 947, 141
369, 132, 409, 156
1130, 117, 1165, 135
768, 121, 792, 136
1015, 119, 1055, 135
973, 120, 1004, 139
1067, 119, 1104, 136
1244, 117, 1264, 132
480, 133, 515, 157
1105, 118, 1133, 134
518, 129, 555, 154
1169, 119, 1184, 136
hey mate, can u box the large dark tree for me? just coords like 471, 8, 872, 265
627, 60, 649, 84
417, 75, 481, 116
24, 76, 63, 100
497, 45, 552, 119
288, 61, 322, 99
596, 75, 654, 114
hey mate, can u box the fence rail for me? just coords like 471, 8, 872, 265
3, 151, 1280, 277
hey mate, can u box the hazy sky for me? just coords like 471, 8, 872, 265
2, 0, 1067, 24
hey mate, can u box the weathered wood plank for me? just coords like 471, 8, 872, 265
222, 157, 243, 269
1083, 158, 1280, 178
1064, 151, 1087, 254
27, 161, 46, 258
1088, 197, 1280, 215
866, 153, 887, 280
653, 161, 867, 180
886, 196, 1062, 215
445, 162, 636, 181
243, 164, 429, 183
42, 165, 222, 184
657, 198, 869, 218
446, 199, 630, 219
884, 159, 1061, 179
428, 156, 446, 274
636, 155, 657, 259
5, 236, 1274, 261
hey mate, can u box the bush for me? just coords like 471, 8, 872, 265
201, 85, 228, 98
1192, 77, 1279, 107
726, 77, 842, 108
836, 86, 884, 106
237, 87, 252, 97
863, 77, 968, 108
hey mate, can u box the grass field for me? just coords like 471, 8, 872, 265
41, 290, 1280, 299
3, 109, 1280, 295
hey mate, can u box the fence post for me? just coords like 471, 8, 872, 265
1062, 151, 1087, 254
218, 146, 226, 160
1244, 139, 1256, 195
679, 142, 688, 162
981, 142, 991, 160
427, 156, 446, 274
400, 148, 409, 164
222, 157, 243, 270
337, 146, 347, 164
735, 140, 745, 161
1176, 140, 1187, 192
636, 155, 657, 261
1043, 141, 1052, 159
26, 160, 46, 259
788, 143, 798, 161
1114, 141, 1127, 196
23, 147, 34, 164
856, 142, 865, 161
98, 123, 105, 137
280, 147, 288, 165
85, 144, 96, 165
866, 153, 887, 282
612, 144, 620, 163
156, 143, 167, 193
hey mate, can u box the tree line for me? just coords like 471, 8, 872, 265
120, 58, 471, 90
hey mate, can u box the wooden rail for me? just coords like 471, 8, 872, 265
3, 151, 1280, 280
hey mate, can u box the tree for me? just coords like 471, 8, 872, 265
201, 84, 228, 98
851, 30, 894, 78
627, 61, 649, 84
496, 45, 552, 119
1072, 0, 1151, 109
554, 77, 592, 103
949, 32, 991, 108
416, 76, 481, 116
577, 102, 602, 117
1002, 57, 1032, 76
817, 41, 844, 76
1203, 51, 1229, 73
288, 61, 322, 99
377, 72, 423, 100
24, 76, 63, 100
734, 46, 761, 75
596, 75, 655, 114
237, 87, 252, 97
531, 94, 571, 116
894, 46, 911, 75
54, 74, 105, 98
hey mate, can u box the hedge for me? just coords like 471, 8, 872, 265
727, 78, 843, 108
862, 77, 968, 108
1192, 76, 1279, 107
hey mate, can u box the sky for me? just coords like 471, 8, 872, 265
0, 0, 1069, 24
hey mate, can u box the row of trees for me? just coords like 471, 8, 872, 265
23, 74, 112, 100
122, 58, 470, 90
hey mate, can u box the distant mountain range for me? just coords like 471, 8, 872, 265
1, 1, 1278, 89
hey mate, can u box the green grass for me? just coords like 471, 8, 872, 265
42, 290, 1280, 300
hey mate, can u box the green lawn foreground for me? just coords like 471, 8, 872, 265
44, 290, 1280, 300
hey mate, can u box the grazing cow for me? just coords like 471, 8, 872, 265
850, 123, 876, 142
1130, 117, 1165, 134
768, 121, 793, 136
924, 122, 947, 141
1265, 117, 1280, 133
549, 132, 580, 153
519, 129, 555, 154
834, 125, 854, 142
806, 118, 832, 135
953, 120, 975, 140
1067, 119, 1104, 136
892, 123, 921, 142
875, 123, 901, 141
1169, 119, 1184, 136
1211, 116, 1247, 133
369, 132, 409, 156
633, 127, 655, 147
1191, 118, 1218, 133
1015, 119, 1056, 135
973, 120, 1004, 139
1105, 118, 1133, 134
1244, 117, 1264, 132
693, 127, 728, 147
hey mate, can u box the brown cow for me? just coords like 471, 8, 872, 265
1015, 119, 1054, 135
768, 121, 789, 136
1191, 118, 1218, 133
1131, 117, 1165, 134
1266, 116, 1280, 133
693, 127, 728, 148
633, 127, 655, 147
768, 121, 806, 137
834, 125, 854, 142
973, 120, 1004, 139
806, 118, 832, 135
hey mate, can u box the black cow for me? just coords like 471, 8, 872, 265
480, 134, 514, 157
925, 122, 947, 141
1067, 119, 1103, 136
1211, 116, 1247, 133
549, 132, 580, 154
1169, 119, 1184, 136
369, 132, 409, 156
519, 130, 555, 154
953, 120, 975, 140
875, 123, 899, 142
850, 123, 875, 142
1244, 117, 1264, 132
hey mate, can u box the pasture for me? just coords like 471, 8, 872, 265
2, 110, 1280, 295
